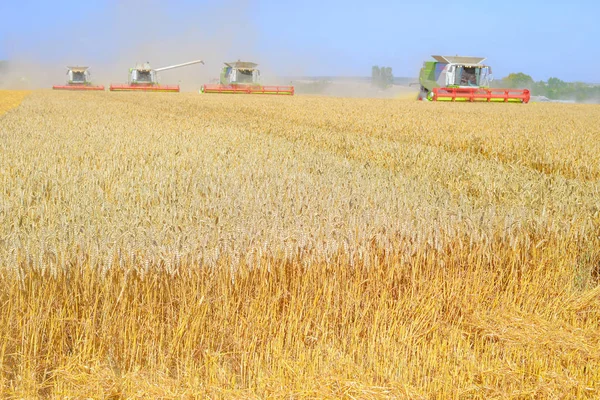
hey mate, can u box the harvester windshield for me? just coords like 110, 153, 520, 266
72, 71, 85, 83
67, 67, 89, 84
136, 70, 153, 83
449, 66, 492, 87
235, 68, 254, 84
459, 67, 477, 86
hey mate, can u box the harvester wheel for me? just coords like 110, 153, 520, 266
418, 86, 430, 101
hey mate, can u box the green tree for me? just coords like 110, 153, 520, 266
546, 77, 568, 99
503, 72, 534, 88
532, 81, 548, 97
372, 66, 381, 87
372, 65, 393, 90
383, 67, 393, 88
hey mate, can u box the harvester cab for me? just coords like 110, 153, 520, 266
52, 66, 105, 91
110, 59, 204, 92
129, 62, 156, 85
418, 55, 530, 103
221, 61, 260, 85
69, 67, 90, 84
201, 60, 294, 95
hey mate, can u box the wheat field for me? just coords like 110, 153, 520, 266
1, 90, 599, 399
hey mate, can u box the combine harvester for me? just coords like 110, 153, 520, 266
417, 56, 530, 103
52, 66, 104, 91
110, 60, 204, 92
201, 61, 294, 95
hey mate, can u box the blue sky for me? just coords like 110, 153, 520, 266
1, 0, 598, 82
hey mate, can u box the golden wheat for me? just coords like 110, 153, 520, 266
0, 90, 30, 116
0, 91, 599, 398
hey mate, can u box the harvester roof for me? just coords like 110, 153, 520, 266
67, 66, 89, 72
134, 62, 153, 72
225, 61, 258, 70
432, 55, 486, 66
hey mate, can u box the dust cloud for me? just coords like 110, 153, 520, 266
0, 1, 311, 92
0, 1, 421, 97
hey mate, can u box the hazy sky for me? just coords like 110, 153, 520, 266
0, 0, 598, 82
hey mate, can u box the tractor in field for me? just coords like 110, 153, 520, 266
201, 61, 294, 95
52, 66, 104, 91
417, 55, 530, 103
110, 60, 204, 92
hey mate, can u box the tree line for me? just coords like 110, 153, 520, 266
500, 72, 600, 102
372, 66, 393, 90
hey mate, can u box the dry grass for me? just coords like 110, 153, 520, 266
1, 91, 599, 398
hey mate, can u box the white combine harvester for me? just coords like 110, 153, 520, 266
52, 66, 104, 91
110, 60, 204, 92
